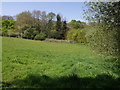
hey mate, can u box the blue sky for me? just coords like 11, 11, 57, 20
2, 2, 87, 22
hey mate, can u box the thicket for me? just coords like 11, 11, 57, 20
66, 20, 87, 43
66, 29, 87, 43
84, 2, 120, 57
85, 24, 119, 56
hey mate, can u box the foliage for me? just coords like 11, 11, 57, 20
66, 29, 87, 43
2, 20, 15, 36
86, 24, 119, 56
2, 20, 15, 30
84, 2, 120, 56
22, 25, 37, 39
46, 12, 56, 38
6, 10, 67, 40
68, 20, 86, 29
7, 29, 19, 37
15, 11, 34, 35
55, 14, 62, 39
84, 2, 120, 26
61, 21, 68, 39
55, 14, 68, 39
34, 32, 46, 40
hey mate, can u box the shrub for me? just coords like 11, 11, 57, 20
7, 29, 19, 37
86, 25, 120, 56
49, 30, 57, 38
66, 29, 87, 43
34, 32, 46, 40
2, 28, 8, 36
23, 30, 31, 39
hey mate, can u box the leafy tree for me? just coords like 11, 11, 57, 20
2, 20, 15, 29
40, 11, 48, 33
68, 20, 86, 29
22, 25, 37, 39
32, 10, 41, 20
15, 11, 34, 37
32, 10, 42, 34
84, 2, 120, 26
66, 29, 86, 43
47, 12, 56, 38
2, 20, 15, 36
84, 2, 120, 56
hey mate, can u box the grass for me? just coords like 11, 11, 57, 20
1, 37, 120, 88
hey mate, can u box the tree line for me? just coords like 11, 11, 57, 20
1, 1, 120, 57
1, 11, 69, 40
1, 10, 87, 41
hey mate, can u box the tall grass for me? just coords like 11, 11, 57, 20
2, 37, 120, 88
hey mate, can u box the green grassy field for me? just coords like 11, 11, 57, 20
2, 37, 120, 88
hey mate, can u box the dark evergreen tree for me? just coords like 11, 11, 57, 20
56, 14, 62, 39
61, 20, 68, 39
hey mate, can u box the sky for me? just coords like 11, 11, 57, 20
2, 2, 87, 22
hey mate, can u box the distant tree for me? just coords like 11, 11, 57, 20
40, 11, 48, 33
15, 11, 34, 37
2, 20, 15, 29
32, 10, 41, 20
56, 14, 62, 39
69, 20, 86, 29
2, 15, 14, 20
47, 12, 56, 38
2, 10, 69, 40
2, 20, 15, 36
32, 10, 42, 34
61, 20, 68, 39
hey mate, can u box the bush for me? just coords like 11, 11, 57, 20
86, 25, 120, 56
2, 29, 8, 36
7, 29, 19, 37
66, 29, 87, 43
49, 30, 57, 38
22, 30, 32, 39
34, 32, 46, 40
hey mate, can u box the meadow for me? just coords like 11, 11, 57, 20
2, 37, 120, 88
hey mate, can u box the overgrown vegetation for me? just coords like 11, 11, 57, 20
84, 2, 120, 57
66, 29, 87, 43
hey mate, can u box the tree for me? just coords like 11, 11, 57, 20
68, 20, 86, 29
56, 14, 62, 39
61, 20, 68, 39
32, 10, 41, 20
2, 20, 15, 36
32, 10, 42, 34
15, 11, 34, 37
40, 11, 48, 33
84, 2, 120, 26
47, 12, 56, 38
2, 15, 14, 20
84, 2, 120, 56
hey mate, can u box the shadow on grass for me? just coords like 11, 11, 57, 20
3, 74, 120, 88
